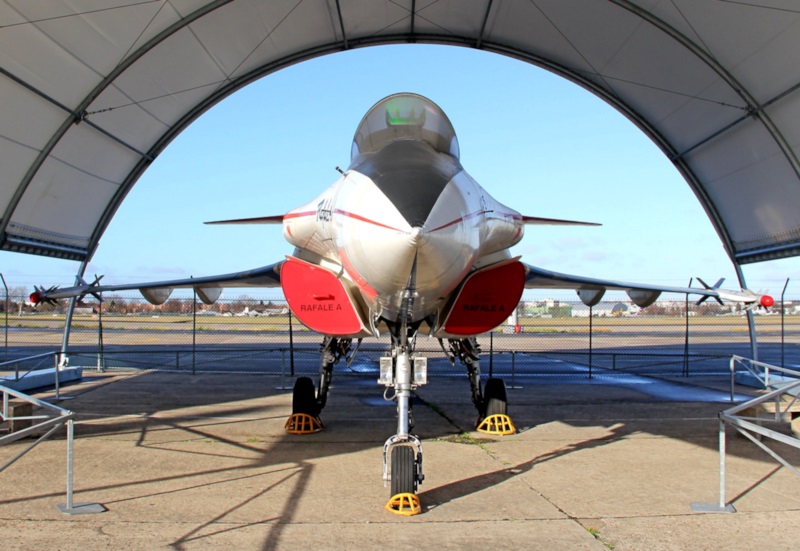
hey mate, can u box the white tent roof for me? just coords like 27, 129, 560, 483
2, 1, 800, 266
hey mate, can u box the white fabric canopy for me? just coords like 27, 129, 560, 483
2, 0, 800, 266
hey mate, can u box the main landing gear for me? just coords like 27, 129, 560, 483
285, 337, 352, 434
447, 338, 516, 436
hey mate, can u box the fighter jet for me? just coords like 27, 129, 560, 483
30, 93, 774, 515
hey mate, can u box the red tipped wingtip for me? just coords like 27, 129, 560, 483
760, 295, 775, 308
29, 292, 41, 304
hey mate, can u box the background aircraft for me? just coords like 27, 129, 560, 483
29, 93, 773, 515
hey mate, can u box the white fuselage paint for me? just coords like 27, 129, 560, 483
282, 164, 524, 323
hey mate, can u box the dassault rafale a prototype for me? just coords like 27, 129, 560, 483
30, 93, 774, 515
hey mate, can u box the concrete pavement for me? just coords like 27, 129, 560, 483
1, 370, 800, 550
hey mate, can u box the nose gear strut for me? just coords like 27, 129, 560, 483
381, 320, 426, 516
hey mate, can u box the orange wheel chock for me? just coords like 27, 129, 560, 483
284, 413, 323, 434
385, 493, 421, 516
476, 414, 516, 435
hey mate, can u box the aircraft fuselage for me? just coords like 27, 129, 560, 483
280, 94, 525, 335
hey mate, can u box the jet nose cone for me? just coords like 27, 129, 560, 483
409, 226, 424, 246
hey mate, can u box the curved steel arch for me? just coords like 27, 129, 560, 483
2, 0, 799, 268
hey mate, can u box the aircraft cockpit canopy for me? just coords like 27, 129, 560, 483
351, 93, 460, 160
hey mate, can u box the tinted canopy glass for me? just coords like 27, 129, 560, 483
351, 93, 460, 160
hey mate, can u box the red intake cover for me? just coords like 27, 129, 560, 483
443, 261, 525, 336
281, 257, 367, 336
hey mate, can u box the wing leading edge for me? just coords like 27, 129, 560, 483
523, 263, 774, 309
30, 261, 284, 306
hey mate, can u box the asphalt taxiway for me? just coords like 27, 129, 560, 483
1, 370, 800, 550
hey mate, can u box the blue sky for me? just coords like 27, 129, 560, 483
1, 44, 797, 300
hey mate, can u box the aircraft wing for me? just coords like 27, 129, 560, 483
30, 261, 284, 306
522, 262, 774, 309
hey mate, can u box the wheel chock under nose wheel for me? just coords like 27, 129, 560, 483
476, 414, 516, 435
385, 493, 421, 516
284, 413, 323, 434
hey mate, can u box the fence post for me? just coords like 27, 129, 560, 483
781, 278, 790, 367
489, 331, 494, 378
588, 305, 593, 379
683, 278, 692, 377
192, 282, 196, 376
288, 313, 295, 378
96, 293, 104, 373
1, 273, 7, 359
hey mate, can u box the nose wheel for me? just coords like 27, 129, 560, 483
384, 439, 423, 516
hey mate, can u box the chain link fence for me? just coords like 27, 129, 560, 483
2, 292, 798, 381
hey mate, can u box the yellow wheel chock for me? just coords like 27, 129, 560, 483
284, 413, 323, 434
385, 493, 421, 516
476, 414, 516, 435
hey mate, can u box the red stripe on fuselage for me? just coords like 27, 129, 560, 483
283, 211, 316, 219
332, 209, 405, 232
428, 210, 484, 232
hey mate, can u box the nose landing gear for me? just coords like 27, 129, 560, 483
381, 328, 427, 516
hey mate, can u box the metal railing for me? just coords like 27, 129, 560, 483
0, 384, 104, 514
694, 357, 800, 513
0, 351, 59, 382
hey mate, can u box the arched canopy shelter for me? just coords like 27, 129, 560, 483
2, 1, 800, 271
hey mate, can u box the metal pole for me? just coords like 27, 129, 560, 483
96, 293, 104, 372
66, 418, 74, 510
589, 305, 593, 379
1, 273, 8, 359
61, 261, 88, 368
718, 418, 727, 510
684, 278, 692, 377
781, 278, 789, 367
191, 283, 196, 376
489, 331, 494, 378
288, 312, 295, 377
734, 264, 759, 361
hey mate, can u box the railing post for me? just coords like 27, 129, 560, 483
718, 418, 728, 510
56, 416, 106, 515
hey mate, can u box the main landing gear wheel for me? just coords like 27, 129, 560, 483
285, 377, 323, 434
477, 378, 516, 435
385, 445, 422, 516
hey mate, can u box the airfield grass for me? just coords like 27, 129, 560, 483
5, 312, 797, 334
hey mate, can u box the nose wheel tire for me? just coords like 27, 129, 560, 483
390, 445, 417, 495
386, 445, 421, 516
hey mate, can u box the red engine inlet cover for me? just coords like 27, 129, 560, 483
443, 261, 526, 336
281, 257, 366, 336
